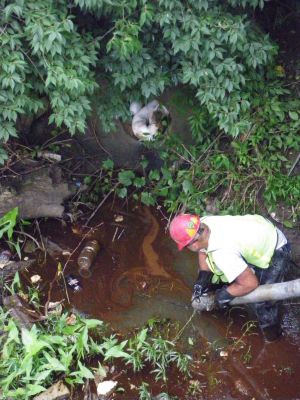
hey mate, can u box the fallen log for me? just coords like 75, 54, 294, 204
0, 163, 75, 219
0, 259, 34, 280
192, 278, 300, 312
3, 294, 45, 328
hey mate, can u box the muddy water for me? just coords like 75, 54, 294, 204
31, 204, 300, 400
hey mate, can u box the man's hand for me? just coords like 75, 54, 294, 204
215, 286, 235, 309
192, 270, 213, 302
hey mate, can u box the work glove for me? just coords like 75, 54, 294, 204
192, 270, 213, 302
215, 286, 235, 309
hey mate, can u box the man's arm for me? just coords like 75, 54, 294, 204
192, 252, 213, 301
215, 267, 259, 309
198, 251, 211, 271
226, 267, 259, 297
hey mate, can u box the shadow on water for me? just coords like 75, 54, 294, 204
30, 203, 300, 399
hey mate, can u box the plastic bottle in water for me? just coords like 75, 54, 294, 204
77, 240, 100, 278
66, 275, 82, 292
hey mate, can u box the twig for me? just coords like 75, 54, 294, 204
112, 227, 119, 242
85, 182, 120, 226
35, 220, 47, 262
171, 149, 192, 165
90, 119, 112, 157
14, 230, 43, 251
174, 310, 197, 341
288, 152, 300, 176
196, 132, 223, 163
44, 272, 58, 317
117, 228, 125, 240
181, 143, 196, 162
95, 25, 116, 42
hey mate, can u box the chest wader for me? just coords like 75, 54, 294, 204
251, 243, 291, 341
204, 217, 290, 341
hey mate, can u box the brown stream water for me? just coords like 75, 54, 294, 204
27, 203, 300, 400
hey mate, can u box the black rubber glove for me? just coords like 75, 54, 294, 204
215, 286, 235, 309
192, 270, 213, 301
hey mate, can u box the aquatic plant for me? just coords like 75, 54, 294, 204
138, 382, 152, 400
0, 309, 103, 397
0, 285, 192, 398
126, 326, 191, 382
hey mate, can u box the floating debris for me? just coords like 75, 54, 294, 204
30, 274, 41, 284
114, 214, 124, 223
220, 351, 228, 357
47, 301, 63, 316
97, 380, 118, 399
66, 275, 82, 292
66, 314, 77, 325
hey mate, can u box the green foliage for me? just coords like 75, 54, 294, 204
139, 382, 152, 400
0, 207, 18, 240
0, 207, 28, 257
0, 291, 191, 399
126, 326, 191, 382
0, 310, 102, 397
2, 0, 298, 218
1, 0, 274, 145
0, 0, 99, 151
81, 74, 300, 220
95, 0, 276, 133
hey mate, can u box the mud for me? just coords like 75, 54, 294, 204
24, 203, 300, 399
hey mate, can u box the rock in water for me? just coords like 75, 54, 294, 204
97, 380, 118, 399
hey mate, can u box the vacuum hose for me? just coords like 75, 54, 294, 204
192, 278, 300, 312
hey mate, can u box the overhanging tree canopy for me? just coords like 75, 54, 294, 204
1, 0, 278, 149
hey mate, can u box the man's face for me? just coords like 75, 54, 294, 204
185, 224, 209, 252
186, 235, 202, 252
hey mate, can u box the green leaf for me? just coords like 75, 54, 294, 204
0, 148, 8, 165
77, 360, 94, 379
283, 220, 294, 228
118, 170, 135, 186
182, 179, 193, 194
76, 326, 89, 357
117, 187, 127, 198
6, 319, 20, 344
43, 352, 67, 372
27, 384, 46, 396
133, 177, 146, 188
0, 207, 18, 240
84, 319, 103, 329
102, 159, 114, 170
97, 362, 108, 380
21, 326, 50, 357
34, 370, 52, 382
289, 111, 299, 121
104, 344, 130, 360
141, 192, 155, 206
149, 170, 160, 181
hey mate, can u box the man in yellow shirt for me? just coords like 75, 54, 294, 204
169, 213, 291, 341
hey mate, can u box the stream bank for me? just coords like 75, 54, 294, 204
8, 199, 299, 400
